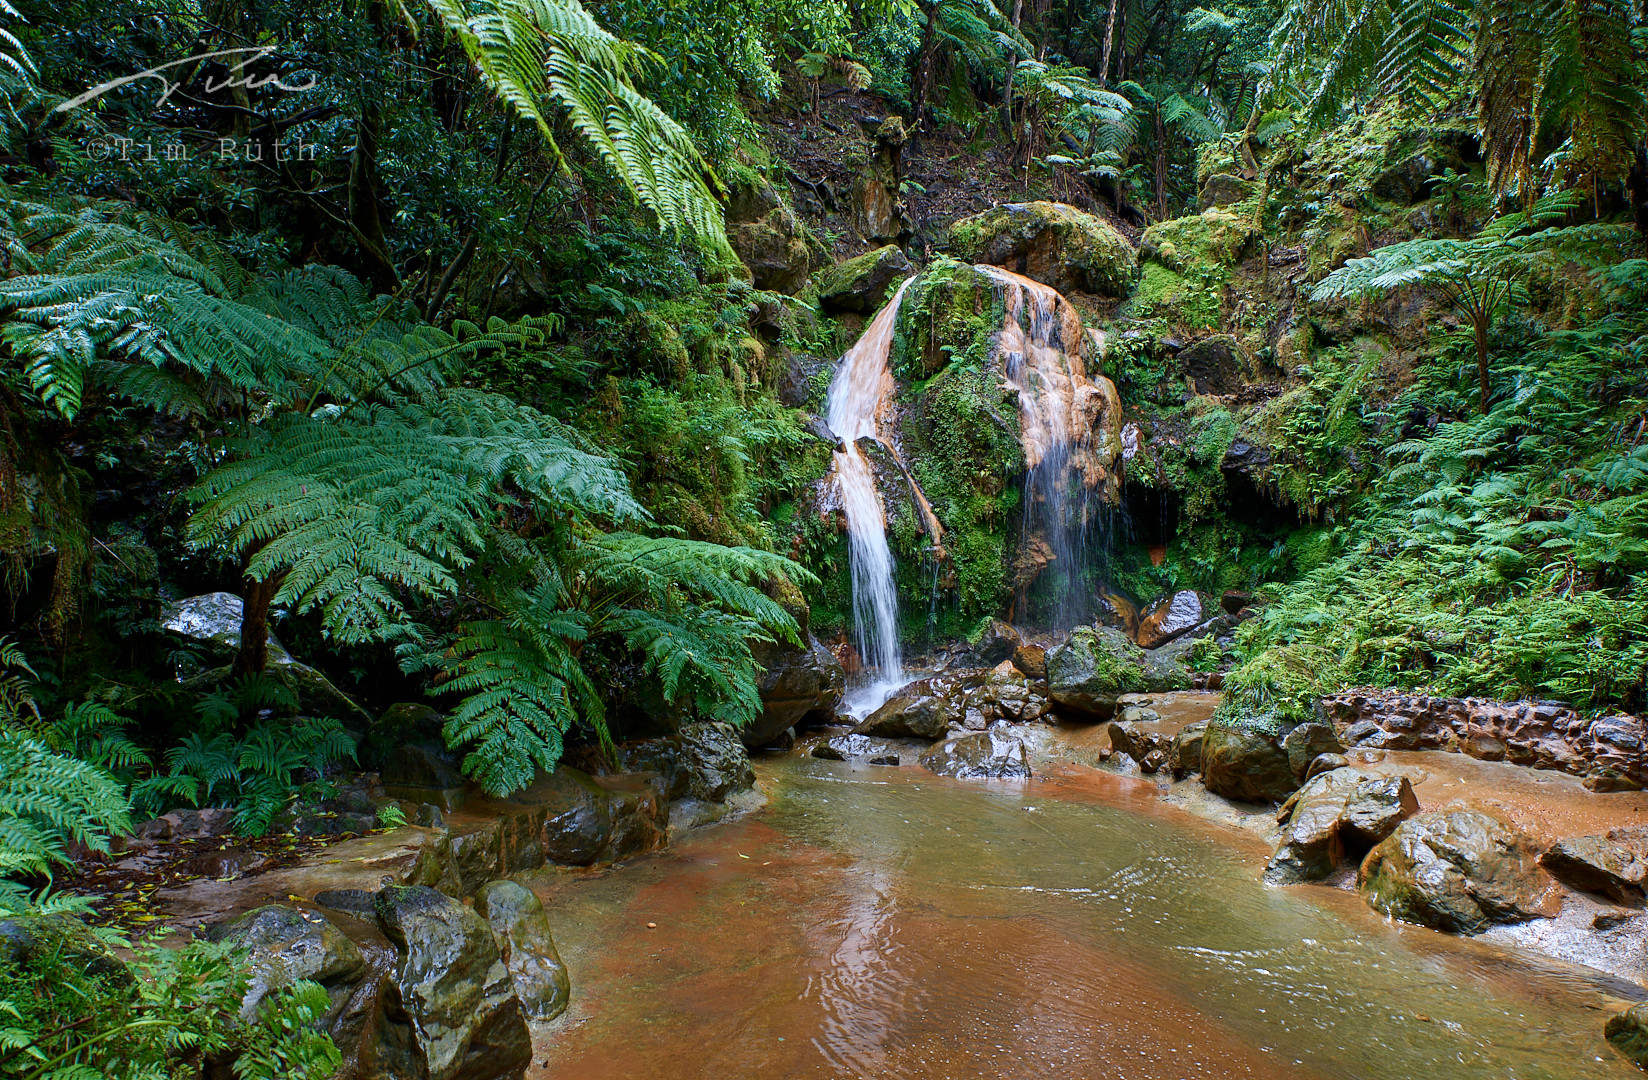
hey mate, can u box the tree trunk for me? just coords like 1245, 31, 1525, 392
910, 3, 940, 131
1474, 316, 1491, 414
1002, 0, 1024, 137
1098, 0, 1120, 87
234, 571, 286, 676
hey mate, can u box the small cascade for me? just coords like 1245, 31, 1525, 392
825, 278, 917, 712
978, 266, 1121, 630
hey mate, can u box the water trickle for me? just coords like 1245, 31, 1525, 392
979, 266, 1121, 629
825, 278, 916, 713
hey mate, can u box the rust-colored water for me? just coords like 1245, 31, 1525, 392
525, 757, 1640, 1080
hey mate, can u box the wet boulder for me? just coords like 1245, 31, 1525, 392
500, 767, 669, 868
1011, 644, 1047, 679
813, 244, 913, 313
0, 914, 129, 982
1607, 1003, 1648, 1069
749, 634, 845, 747
854, 683, 961, 740
1173, 722, 1208, 777
374, 886, 532, 1080
365, 703, 467, 811
206, 904, 367, 1013
1359, 805, 1561, 934
473, 880, 571, 1022
943, 201, 1137, 297
161, 591, 291, 662
919, 729, 1031, 780
970, 619, 1023, 667
1284, 722, 1346, 779
1539, 833, 1648, 905
1045, 627, 1146, 716
1135, 591, 1210, 650
677, 722, 756, 802
1201, 712, 1297, 803
812, 733, 901, 762
1264, 769, 1419, 884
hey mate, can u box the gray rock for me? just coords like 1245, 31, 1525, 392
1285, 722, 1346, 778
1135, 590, 1209, 650
1360, 805, 1560, 934
206, 905, 367, 1016
970, 619, 1023, 666
1173, 722, 1208, 777
1046, 627, 1147, 716
814, 245, 913, 313
918, 730, 1031, 780
160, 591, 291, 662
473, 880, 571, 1022
366, 703, 467, 811
812, 733, 899, 761
1179, 335, 1245, 395
677, 722, 756, 802
1265, 769, 1419, 884
374, 886, 532, 1080
1199, 173, 1256, 210
499, 767, 670, 869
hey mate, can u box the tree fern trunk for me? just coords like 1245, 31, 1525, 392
1098, 0, 1119, 87
910, 2, 940, 131
235, 569, 286, 676
1474, 317, 1491, 414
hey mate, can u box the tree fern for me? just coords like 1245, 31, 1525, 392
425, 0, 731, 256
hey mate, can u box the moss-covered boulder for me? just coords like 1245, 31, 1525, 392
1607, 1003, 1648, 1069
943, 201, 1136, 297
1359, 805, 1561, 933
1201, 709, 1297, 802
813, 244, 912, 313
1044, 626, 1191, 716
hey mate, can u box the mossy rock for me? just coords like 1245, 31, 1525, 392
813, 244, 912, 313
1045, 626, 1146, 715
944, 201, 1137, 297
1201, 708, 1298, 803
1138, 210, 1257, 273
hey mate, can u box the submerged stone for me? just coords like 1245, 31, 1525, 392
1539, 834, 1648, 905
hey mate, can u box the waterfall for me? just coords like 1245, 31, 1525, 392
979, 266, 1118, 630
825, 277, 915, 712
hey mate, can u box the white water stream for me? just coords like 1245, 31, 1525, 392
825, 278, 915, 716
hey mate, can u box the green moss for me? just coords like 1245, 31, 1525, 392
943, 201, 1138, 297
1127, 263, 1223, 331
1139, 210, 1256, 273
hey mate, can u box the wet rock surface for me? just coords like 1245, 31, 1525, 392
1359, 804, 1561, 933
1135, 590, 1209, 649
811, 733, 902, 763
854, 683, 960, 739
473, 880, 572, 1022
1607, 1002, 1648, 1068
1265, 769, 1419, 884
375, 886, 532, 1080
813, 243, 912, 312
919, 728, 1031, 779
750, 633, 845, 747
1323, 689, 1648, 789
1202, 715, 1298, 803
1285, 722, 1346, 779
1540, 832, 1648, 904
1046, 626, 1192, 716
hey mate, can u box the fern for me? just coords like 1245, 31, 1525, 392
425, 0, 731, 256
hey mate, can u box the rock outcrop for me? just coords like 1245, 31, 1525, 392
1359, 805, 1560, 933
726, 176, 812, 294
1539, 831, 1648, 904
1323, 689, 1648, 790
749, 633, 846, 747
943, 201, 1137, 297
854, 684, 960, 739
1264, 769, 1418, 884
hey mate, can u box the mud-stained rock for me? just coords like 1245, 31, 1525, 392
374, 886, 532, 1080
943, 201, 1136, 297
1202, 713, 1297, 803
1011, 644, 1047, 679
473, 880, 571, 1022
813, 244, 913, 313
1540, 833, 1648, 905
1285, 722, 1346, 779
812, 733, 901, 762
1173, 722, 1208, 777
1265, 770, 1418, 884
919, 729, 1031, 780
1359, 805, 1561, 934
500, 767, 668, 868
749, 633, 845, 747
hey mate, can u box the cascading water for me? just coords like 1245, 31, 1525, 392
825, 277, 916, 714
979, 266, 1121, 630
